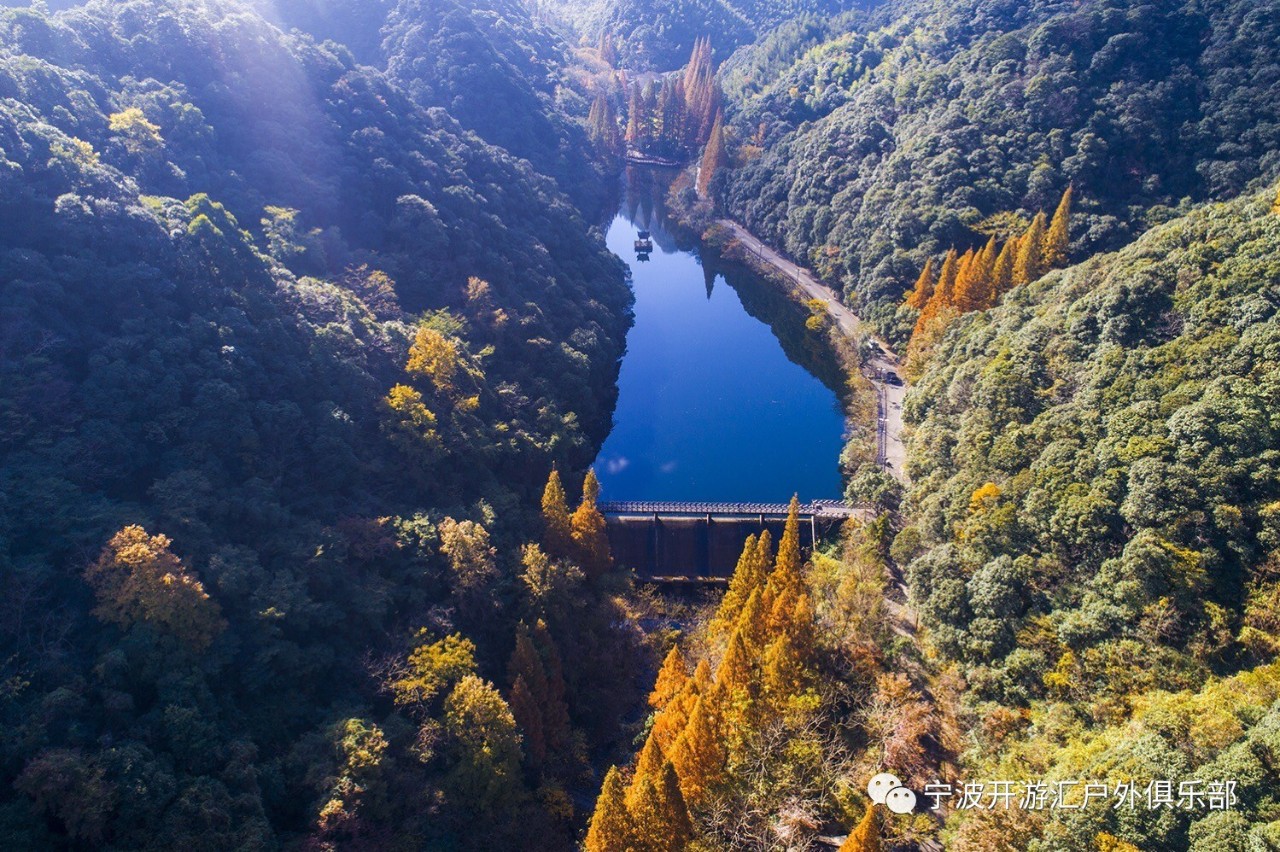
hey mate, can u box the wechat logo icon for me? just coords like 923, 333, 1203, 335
868, 772, 918, 815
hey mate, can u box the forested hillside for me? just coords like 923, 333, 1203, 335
900, 183, 1280, 851
544, 0, 865, 71
258, 0, 610, 211
719, 0, 1280, 341
0, 0, 642, 847
4, 0, 1280, 848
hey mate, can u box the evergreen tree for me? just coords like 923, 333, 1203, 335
697, 110, 727, 199
1043, 185, 1074, 269
629, 762, 693, 852
625, 86, 644, 150
954, 247, 975, 288
541, 469, 573, 558
586, 766, 636, 852
1013, 212, 1048, 286
588, 94, 622, 158
934, 248, 959, 305
651, 676, 699, 753
839, 806, 881, 852
713, 532, 757, 631
904, 257, 935, 310
711, 531, 771, 636
507, 624, 571, 759
760, 634, 806, 711
953, 235, 997, 312
753, 531, 775, 579
682, 37, 720, 147
913, 246, 960, 342
571, 469, 612, 577
509, 627, 550, 711
531, 620, 572, 750
641, 83, 659, 150
786, 594, 818, 662
650, 645, 691, 710
768, 496, 806, 608
733, 587, 768, 653
657, 77, 682, 154
952, 249, 979, 313
508, 675, 546, 768
907, 297, 959, 379
669, 694, 726, 808
693, 659, 712, 692
599, 32, 618, 67
714, 630, 758, 731
991, 236, 1017, 299
627, 731, 668, 812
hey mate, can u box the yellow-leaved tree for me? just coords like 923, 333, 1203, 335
585, 766, 636, 852
570, 469, 612, 577
649, 645, 690, 711
540, 468, 574, 559
839, 805, 882, 851
84, 525, 224, 651
406, 325, 460, 395
108, 107, 162, 154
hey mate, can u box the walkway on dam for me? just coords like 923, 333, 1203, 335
600, 500, 866, 519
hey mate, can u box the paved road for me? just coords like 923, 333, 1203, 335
717, 220, 908, 484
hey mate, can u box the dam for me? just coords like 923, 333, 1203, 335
601, 501, 865, 583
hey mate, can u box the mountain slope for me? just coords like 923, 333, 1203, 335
0, 0, 638, 847
260, 0, 609, 210
720, 0, 1280, 340
899, 184, 1280, 700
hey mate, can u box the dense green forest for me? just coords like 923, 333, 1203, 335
0, 0, 647, 847
4, 0, 1280, 848
541, 0, 864, 71
718, 0, 1280, 343
257, 0, 613, 212
902, 185, 1280, 848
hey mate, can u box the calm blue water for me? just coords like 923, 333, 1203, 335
593, 205, 846, 502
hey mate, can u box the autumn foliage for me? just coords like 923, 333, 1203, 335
84, 525, 225, 651
586, 497, 840, 847
541, 468, 612, 578
905, 187, 1073, 376
625, 38, 723, 160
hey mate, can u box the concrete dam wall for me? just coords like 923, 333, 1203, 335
600, 501, 861, 581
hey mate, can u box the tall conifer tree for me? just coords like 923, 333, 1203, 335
669, 695, 725, 808
586, 767, 636, 852
769, 496, 806, 607
630, 762, 693, 852
1013, 212, 1048, 286
904, 257, 935, 310
839, 806, 882, 852
1043, 185, 1073, 269
571, 469, 611, 577
541, 469, 573, 558
991, 236, 1017, 299
651, 645, 690, 710
508, 675, 546, 767
697, 110, 727, 199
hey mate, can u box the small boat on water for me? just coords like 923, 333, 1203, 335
634, 238, 653, 252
